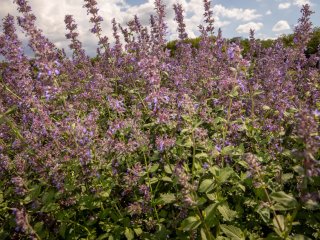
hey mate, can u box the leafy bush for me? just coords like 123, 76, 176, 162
167, 28, 320, 59
0, 0, 319, 239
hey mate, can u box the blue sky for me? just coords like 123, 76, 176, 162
0, 0, 319, 56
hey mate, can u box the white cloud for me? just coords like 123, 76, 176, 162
292, 0, 311, 6
272, 20, 291, 32
0, 0, 132, 56
278, 3, 291, 9
256, 33, 276, 40
266, 10, 272, 15
236, 22, 263, 34
0, 0, 261, 45
213, 5, 262, 21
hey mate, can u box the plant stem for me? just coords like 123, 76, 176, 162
143, 152, 160, 221
263, 187, 284, 233
196, 206, 213, 240
250, 85, 255, 118
257, 171, 284, 234
0, 82, 22, 100
191, 130, 196, 183
221, 97, 233, 167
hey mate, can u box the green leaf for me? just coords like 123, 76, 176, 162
265, 233, 283, 240
34, 222, 44, 233
41, 203, 60, 212
164, 164, 173, 174
59, 223, 67, 238
155, 224, 171, 239
281, 173, 293, 183
229, 86, 239, 98
273, 215, 286, 236
217, 204, 237, 221
214, 117, 227, 124
143, 122, 156, 128
150, 177, 158, 184
160, 193, 176, 204
180, 215, 201, 231
292, 235, 312, 240
220, 224, 245, 240
221, 146, 234, 156
200, 227, 214, 240
198, 179, 215, 193
4, 117, 24, 141
216, 237, 229, 240
161, 176, 172, 182
293, 165, 304, 175
201, 228, 208, 240
253, 90, 264, 96
194, 120, 203, 128
0, 106, 17, 124
216, 167, 234, 183
271, 191, 298, 210
97, 233, 110, 240
124, 227, 134, 240
183, 137, 193, 147
29, 185, 42, 199
133, 228, 143, 236
237, 184, 246, 192
256, 205, 270, 223
42, 190, 57, 204
99, 190, 111, 198
206, 193, 216, 201
181, 128, 191, 134
203, 203, 219, 227
197, 197, 207, 206
195, 153, 209, 159
149, 163, 159, 173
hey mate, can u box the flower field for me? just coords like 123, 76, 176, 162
0, 0, 319, 239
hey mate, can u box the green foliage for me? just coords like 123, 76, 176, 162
166, 27, 320, 59
166, 37, 211, 56
305, 27, 320, 55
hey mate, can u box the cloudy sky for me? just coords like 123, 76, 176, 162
0, 0, 319, 56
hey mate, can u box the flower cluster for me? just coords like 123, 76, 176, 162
0, 0, 319, 239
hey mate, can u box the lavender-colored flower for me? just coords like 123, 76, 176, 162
151, 0, 167, 49
13, 208, 28, 232
294, 4, 314, 51
0, 154, 10, 174
155, 135, 175, 152
244, 153, 262, 178
0, 2, 319, 236
173, 3, 188, 40
14, 0, 59, 80
83, 0, 109, 52
139, 184, 151, 201
313, 109, 320, 117
127, 202, 143, 215
202, 162, 209, 169
64, 14, 87, 61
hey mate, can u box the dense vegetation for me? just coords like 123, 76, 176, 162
0, 0, 319, 239
166, 27, 320, 57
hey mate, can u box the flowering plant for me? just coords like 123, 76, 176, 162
0, 1, 319, 239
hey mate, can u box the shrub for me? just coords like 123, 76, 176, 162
0, 1, 319, 239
